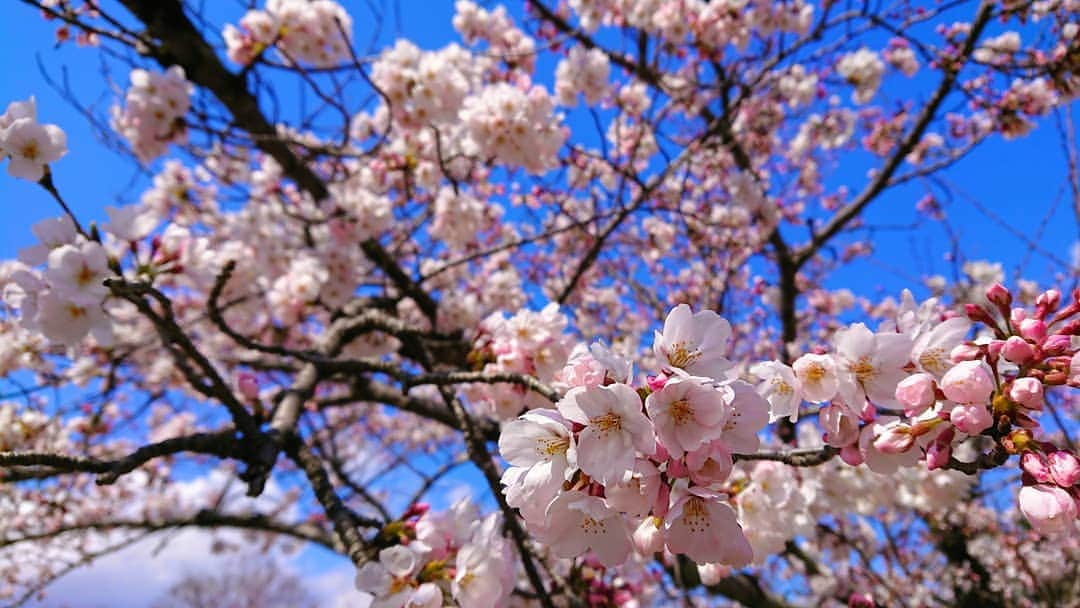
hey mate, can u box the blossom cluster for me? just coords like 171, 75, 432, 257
751, 284, 1080, 533
464, 303, 575, 419
223, 0, 352, 68
459, 82, 566, 174
0, 97, 66, 182
110, 66, 193, 163
496, 287, 1079, 573
499, 305, 769, 569
354, 501, 515, 608
4, 217, 114, 347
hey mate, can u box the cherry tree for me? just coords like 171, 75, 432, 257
0, 0, 1077, 606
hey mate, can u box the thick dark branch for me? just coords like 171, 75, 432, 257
283, 436, 377, 564
0, 429, 244, 485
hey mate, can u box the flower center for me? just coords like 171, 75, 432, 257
803, 362, 826, 383
670, 398, 694, 425
851, 356, 876, 382
76, 264, 96, 287
580, 516, 607, 535
667, 341, 701, 369
681, 497, 711, 532
536, 436, 570, 458
918, 348, 947, 375
20, 141, 40, 161
771, 376, 794, 395
591, 412, 622, 434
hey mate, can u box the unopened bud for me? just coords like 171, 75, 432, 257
1048, 451, 1080, 487
1036, 289, 1062, 318
986, 283, 1012, 309
1021, 451, 1052, 483
1042, 334, 1071, 356
895, 373, 936, 416
1009, 377, 1044, 410
1001, 336, 1035, 364
950, 343, 981, 363
840, 443, 864, 466
873, 424, 915, 454
1019, 318, 1047, 342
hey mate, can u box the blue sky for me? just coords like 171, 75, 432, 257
1, 1, 1077, 605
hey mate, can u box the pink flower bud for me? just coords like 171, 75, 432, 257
1021, 451, 1052, 483
1009, 377, 1044, 410
964, 303, 994, 325
987, 340, 1005, 359
926, 435, 952, 470
1042, 334, 1071, 356
1018, 484, 1078, 535
896, 373, 937, 416
950, 403, 993, 435
646, 374, 668, 392
840, 443, 864, 466
986, 283, 1012, 308
940, 360, 994, 404
236, 371, 260, 400
873, 424, 915, 454
950, 343, 981, 363
1001, 336, 1035, 364
1048, 451, 1080, 487
1011, 307, 1027, 327
1019, 318, 1048, 342
848, 592, 875, 608
1037, 289, 1062, 317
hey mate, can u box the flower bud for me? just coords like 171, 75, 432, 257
1019, 318, 1048, 342
940, 360, 994, 404
839, 443, 864, 466
1021, 451, 1052, 483
964, 303, 995, 325
236, 371, 260, 400
950, 343, 981, 363
1018, 484, 1078, 535
926, 433, 953, 470
1036, 289, 1062, 318
986, 283, 1012, 308
895, 373, 937, 416
1009, 377, 1044, 410
873, 423, 914, 454
1048, 451, 1080, 487
950, 403, 993, 434
646, 374, 668, 392
1001, 336, 1035, 364
1042, 334, 1071, 356
1011, 307, 1027, 328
